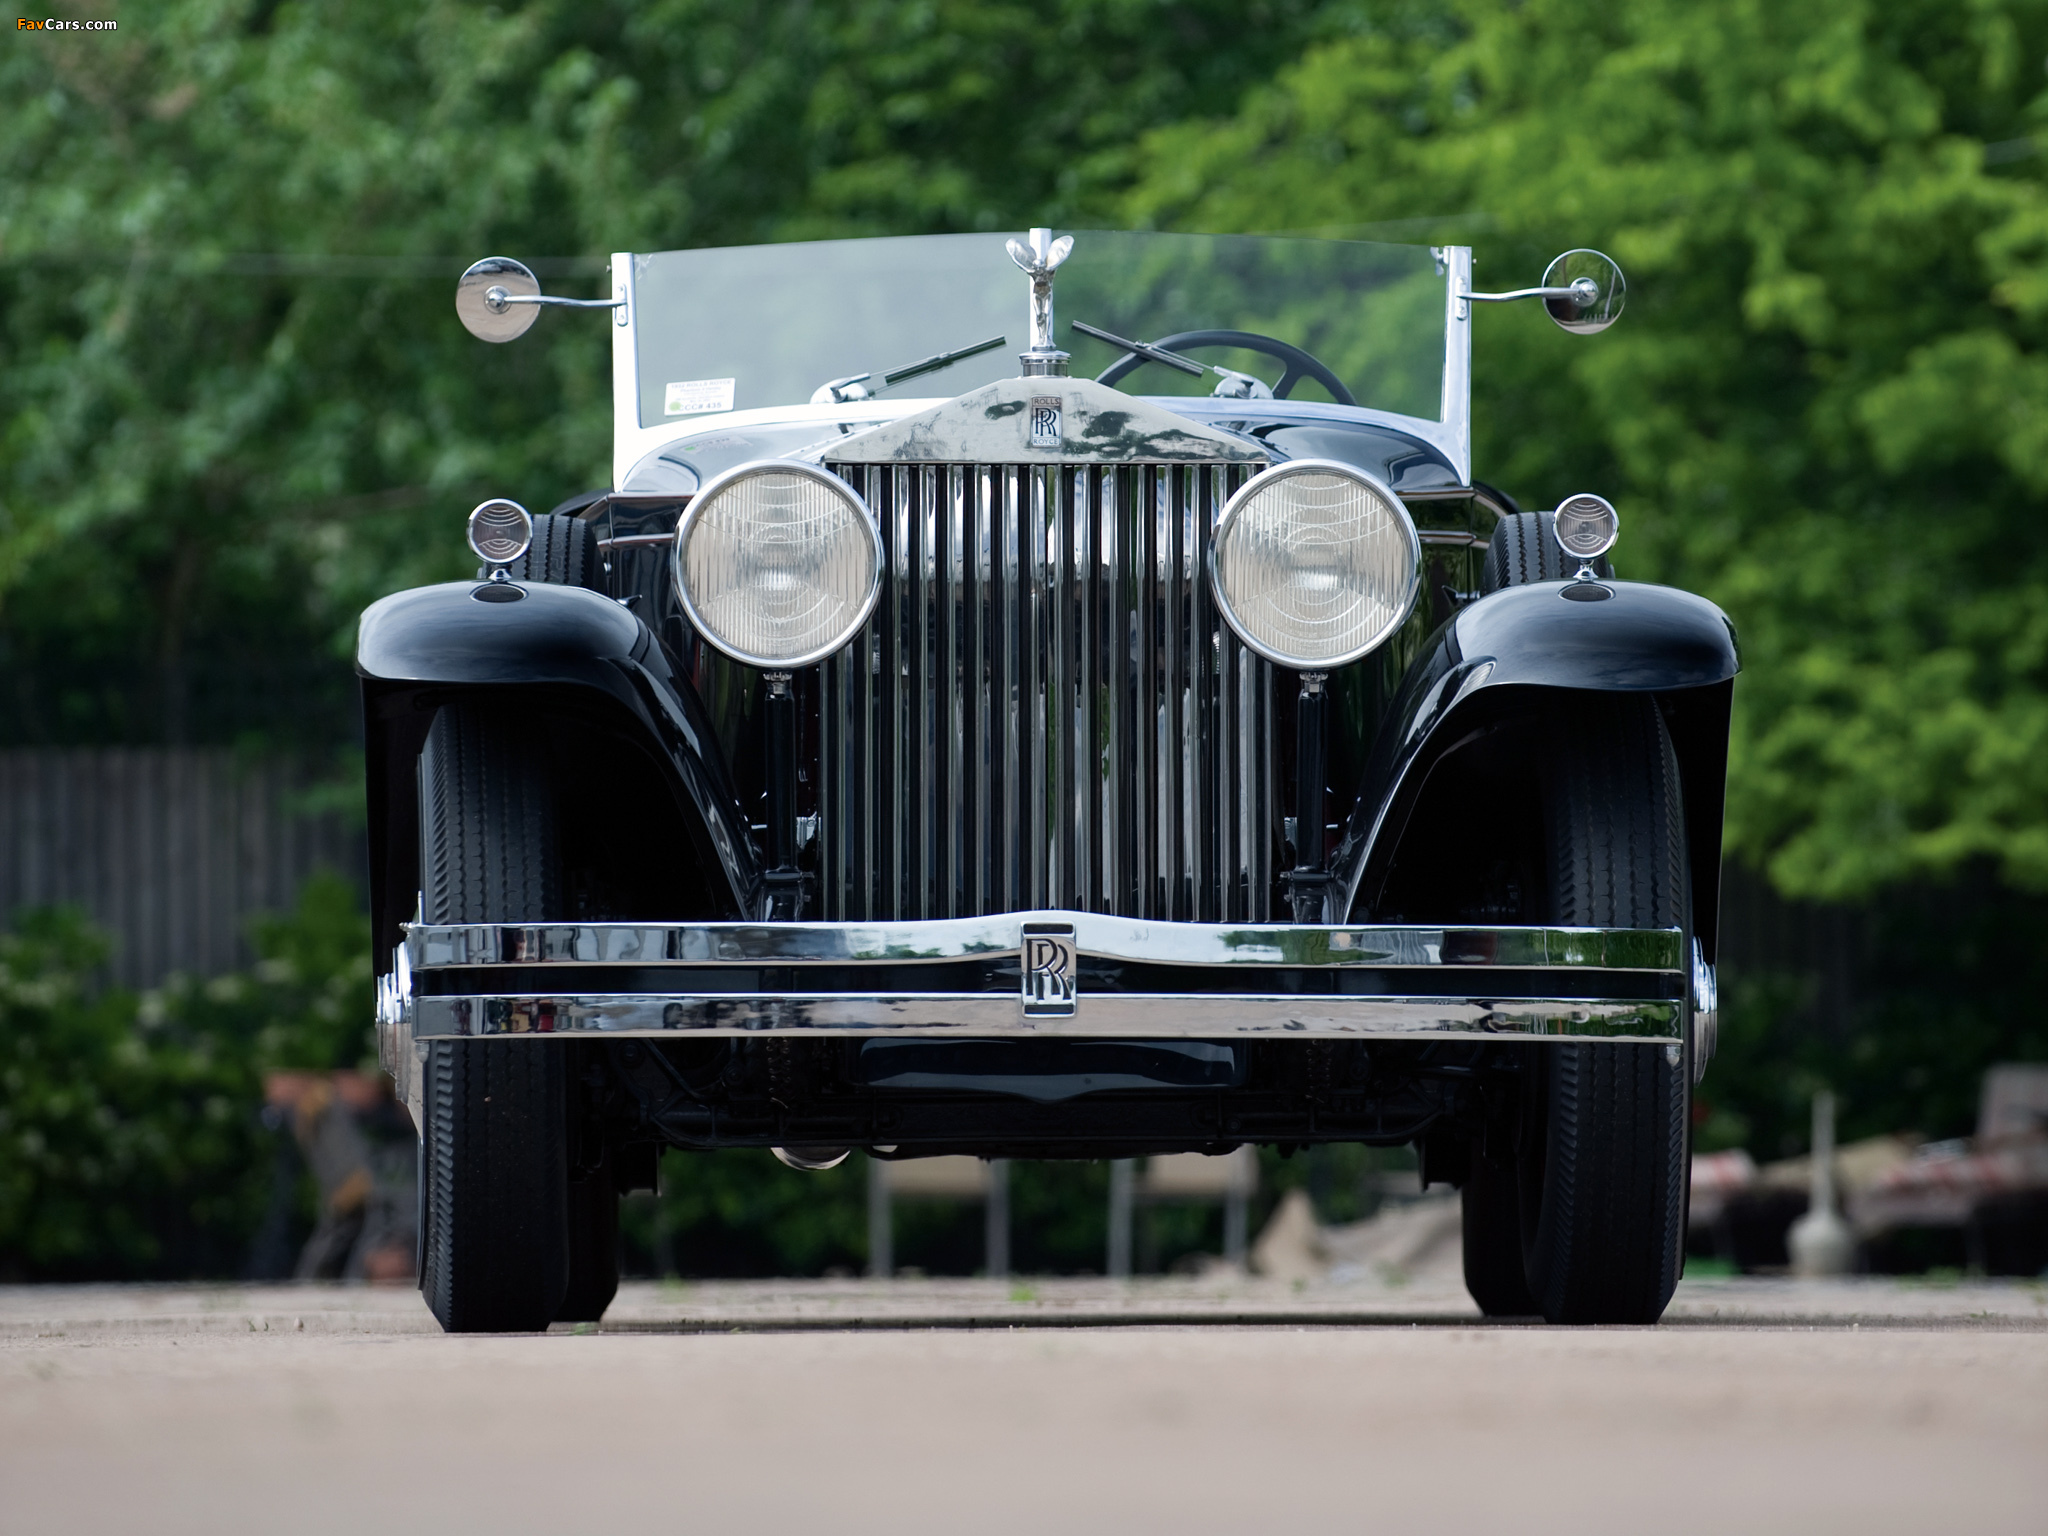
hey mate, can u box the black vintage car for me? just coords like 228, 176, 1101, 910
364, 230, 1734, 1331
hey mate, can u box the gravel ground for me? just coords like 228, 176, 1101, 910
2, 1273, 2043, 1535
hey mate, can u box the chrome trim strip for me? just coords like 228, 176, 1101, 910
1436, 245, 1473, 485
409, 992, 1681, 1042
404, 917, 1684, 971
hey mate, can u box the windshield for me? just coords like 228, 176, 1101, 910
630, 231, 1445, 428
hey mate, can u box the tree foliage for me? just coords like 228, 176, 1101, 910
0, 0, 1328, 744
0, 875, 371, 1279
13, 0, 2048, 895
7, 3, 2048, 1256
1122, 0, 2048, 901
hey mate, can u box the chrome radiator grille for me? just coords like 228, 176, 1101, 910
818, 461, 1274, 922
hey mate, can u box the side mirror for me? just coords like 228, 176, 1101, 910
1460, 248, 1626, 334
456, 256, 623, 343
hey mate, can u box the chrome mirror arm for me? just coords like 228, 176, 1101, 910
1456, 250, 1626, 334
1455, 278, 1600, 318
483, 285, 624, 312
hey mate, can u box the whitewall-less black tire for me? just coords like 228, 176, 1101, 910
417, 701, 572, 1333
1519, 695, 1691, 1324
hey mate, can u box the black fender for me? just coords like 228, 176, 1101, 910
1334, 580, 1740, 960
357, 581, 759, 968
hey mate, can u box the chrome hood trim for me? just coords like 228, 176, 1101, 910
817, 377, 1268, 465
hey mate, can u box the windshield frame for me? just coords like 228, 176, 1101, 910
606, 240, 1473, 490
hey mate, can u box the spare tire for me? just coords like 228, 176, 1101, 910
1480, 511, 1612, 593
513, 512, 603, 589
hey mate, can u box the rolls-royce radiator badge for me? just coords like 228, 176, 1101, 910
1028, 395, 1062, 448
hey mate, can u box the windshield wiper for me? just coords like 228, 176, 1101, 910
812, 336, 1008, 405
882, 334, 1008, 388
1069, 320, 1204, 377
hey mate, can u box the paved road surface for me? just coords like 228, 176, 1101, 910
2, 1273, 2043, 1535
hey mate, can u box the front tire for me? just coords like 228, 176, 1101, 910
421, 1038, 569, 1332
555, 1152, 621, 1324
1521, 1041, 1688, 1324
1462, 1144, 1537, 1317
417, 701, 573, 1333
1519, 695, 1690, 1324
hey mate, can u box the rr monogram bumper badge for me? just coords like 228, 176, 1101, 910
1020, 922, 1078, 1017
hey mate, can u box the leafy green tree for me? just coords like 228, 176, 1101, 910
0, 0, 1329, 747
29, 0, 2041, 890
1124, 0, 2048, 904
13, 0, 2048, 1246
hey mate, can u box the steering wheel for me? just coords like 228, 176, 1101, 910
1095, 328, 1356, 406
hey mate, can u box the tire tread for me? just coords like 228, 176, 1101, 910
1481, 512, 1613, 594
417, 702, 571, 1333
1522, 697, 1688, 1324
1462, 1146, 1538, 1316
513, 513, 602, 589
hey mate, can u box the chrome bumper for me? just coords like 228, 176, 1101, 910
377, 913, 1688, 1048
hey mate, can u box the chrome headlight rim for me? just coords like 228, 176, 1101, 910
1208, 458, 1422, 671
671, 458, 884, 670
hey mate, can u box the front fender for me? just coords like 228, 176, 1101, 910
1335, 580, 1739, 959
1450, 579, 1738, 692
356, 582, 758, 964
358, 579, 648, 691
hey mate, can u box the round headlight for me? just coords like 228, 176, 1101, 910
673, 461, 882, 668
1209, 461, 1421, 669
467, 499, 533, 566
1553, 493, 1619, 562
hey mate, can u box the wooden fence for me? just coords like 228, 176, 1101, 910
0, 744, 1853, 1011
1717, 864, 1866, 1035
0, 749, 366, 988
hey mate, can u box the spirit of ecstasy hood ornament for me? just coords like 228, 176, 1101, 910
1007, 227, 1073, 377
